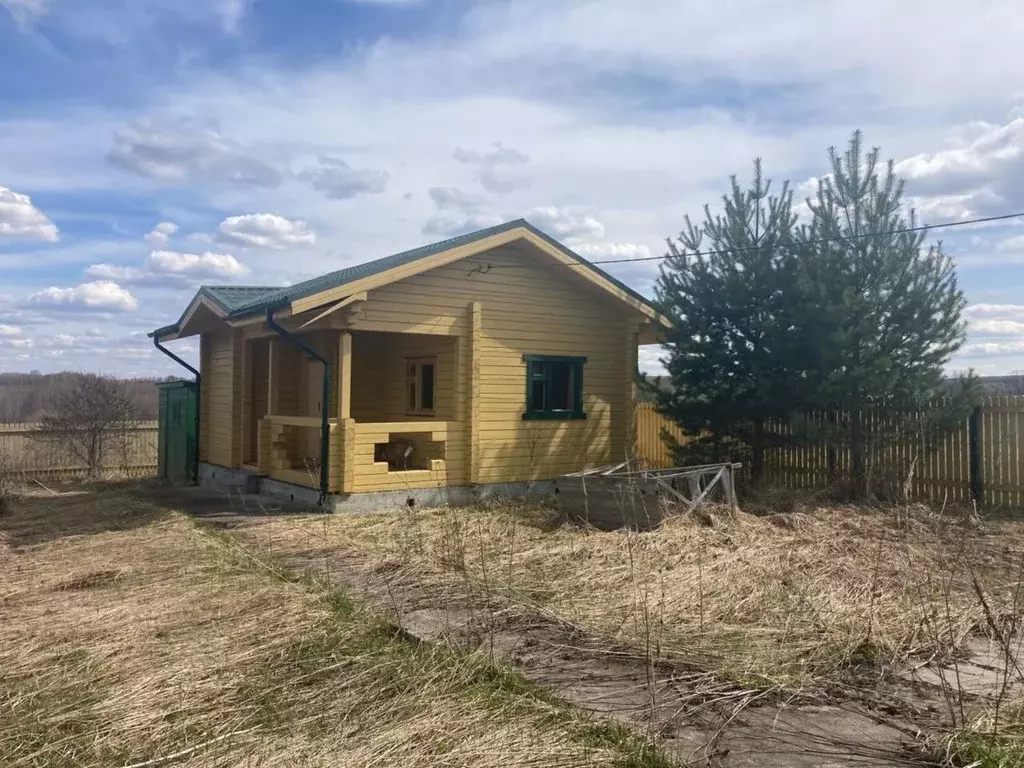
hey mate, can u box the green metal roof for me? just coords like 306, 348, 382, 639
203, 285, 283, 313
226, 219, 538, 317
148, 286, 282, 337
152, 218, 662, 338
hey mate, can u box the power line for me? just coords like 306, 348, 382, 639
583, 210, 1024, 266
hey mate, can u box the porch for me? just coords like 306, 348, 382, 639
242, 329, 464, 495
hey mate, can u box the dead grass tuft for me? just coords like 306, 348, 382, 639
54, 568, 124, 591
0, 490, 672, 767
243, 499, 1024, 690
0, 457, 17, 516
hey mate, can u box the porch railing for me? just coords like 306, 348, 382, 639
257, 415, 341, 490
349, 421, 449, 494
257, 415, 452, 494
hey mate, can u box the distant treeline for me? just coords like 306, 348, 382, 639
0, 372, 178, 422
978, 374, 1024, 396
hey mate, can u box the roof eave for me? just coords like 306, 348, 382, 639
149, 324, 180, 340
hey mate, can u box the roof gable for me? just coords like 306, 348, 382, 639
228, 219, 533, 317
152, 219, 667, 339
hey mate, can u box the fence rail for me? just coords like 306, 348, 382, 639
635, 399, 1024, 507
0, 421, 158, 480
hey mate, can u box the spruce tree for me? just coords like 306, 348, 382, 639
653, 161, 804, 481
797, 131, 976, 495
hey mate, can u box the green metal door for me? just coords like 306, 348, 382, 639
157, 381, 198, 482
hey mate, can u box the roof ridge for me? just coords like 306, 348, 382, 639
227, 218, 531, 317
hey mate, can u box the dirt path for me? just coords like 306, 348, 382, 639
215, 515, 936, 767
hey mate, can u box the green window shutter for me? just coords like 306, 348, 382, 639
572, 362, 584, 419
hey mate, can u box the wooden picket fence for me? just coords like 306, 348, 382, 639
635, 399, 1024, 507
0, 421, 158, 480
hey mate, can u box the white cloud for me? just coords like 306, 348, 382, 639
0, 323, 21, 336
147, 250, 248, 279
897, 119, 1024, 194
298, 157, 388, 200
955, 304, 1024, 368
454, 142, 530, 194
909, 193, 986, 222
638, 345, 666, 376
453, 143, 530, 167
970, 319, 1024, 337
0, 186, 58, 241
960, 340, 1024, 358
0, 0, 47, 25
144, 220, 179, 245
422, 213, 504, 237
898, 117, 1024, 217
461, 1, 1024, 118
524, 206, 604, 242
478, 168, 529, 194
108, 120, 283, 187
5, 337, 33, 349
428, 187, 487, 212
27, 281, 139, 312
84, 263, 146, 283
217, 213, 316, 249
965, 304, 1024, 321
87, 249, 248, 287
217, 0, 247, 33
574, 242, 652, 260
996, 235, 1024, 252
342, 0, 423, 4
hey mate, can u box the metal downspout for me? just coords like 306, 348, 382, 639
152, 335, 201, 484
265, 308, 331, 508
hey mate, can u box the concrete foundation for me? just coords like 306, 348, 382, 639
198, 462, 555, 512
260, 475, 321, 507
198, 462, 263, 494
329, 480, 555, 513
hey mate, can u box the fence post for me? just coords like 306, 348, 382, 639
826, 410, 837, 485
969, 404, 983, 503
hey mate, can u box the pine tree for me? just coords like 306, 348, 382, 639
797, 131, 976, 495
653, 161, 804, 481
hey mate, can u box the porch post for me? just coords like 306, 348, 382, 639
267, 337, 280, 413
258, 337, 279, 474
468, 302, 481, 485
338, 331, 352, 419
337, 331, 354, 494
624, 323, 639, 462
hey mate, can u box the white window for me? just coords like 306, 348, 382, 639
406, 357, 436, 414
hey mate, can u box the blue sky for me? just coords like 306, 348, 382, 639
2, 0, 1024, 377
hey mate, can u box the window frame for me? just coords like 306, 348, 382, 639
522, 354, 587, 421
405, 356, 436, 416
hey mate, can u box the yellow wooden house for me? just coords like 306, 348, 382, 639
150, 219, 667, 509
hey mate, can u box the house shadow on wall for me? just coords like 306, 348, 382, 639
478, 415, 626, 494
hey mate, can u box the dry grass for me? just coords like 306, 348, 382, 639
0, 490, 672, 767
245, 499, 1024, 690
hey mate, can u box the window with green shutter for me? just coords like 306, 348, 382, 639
522, 355, 586, 420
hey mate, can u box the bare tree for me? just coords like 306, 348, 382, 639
36, 373, 144, 479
